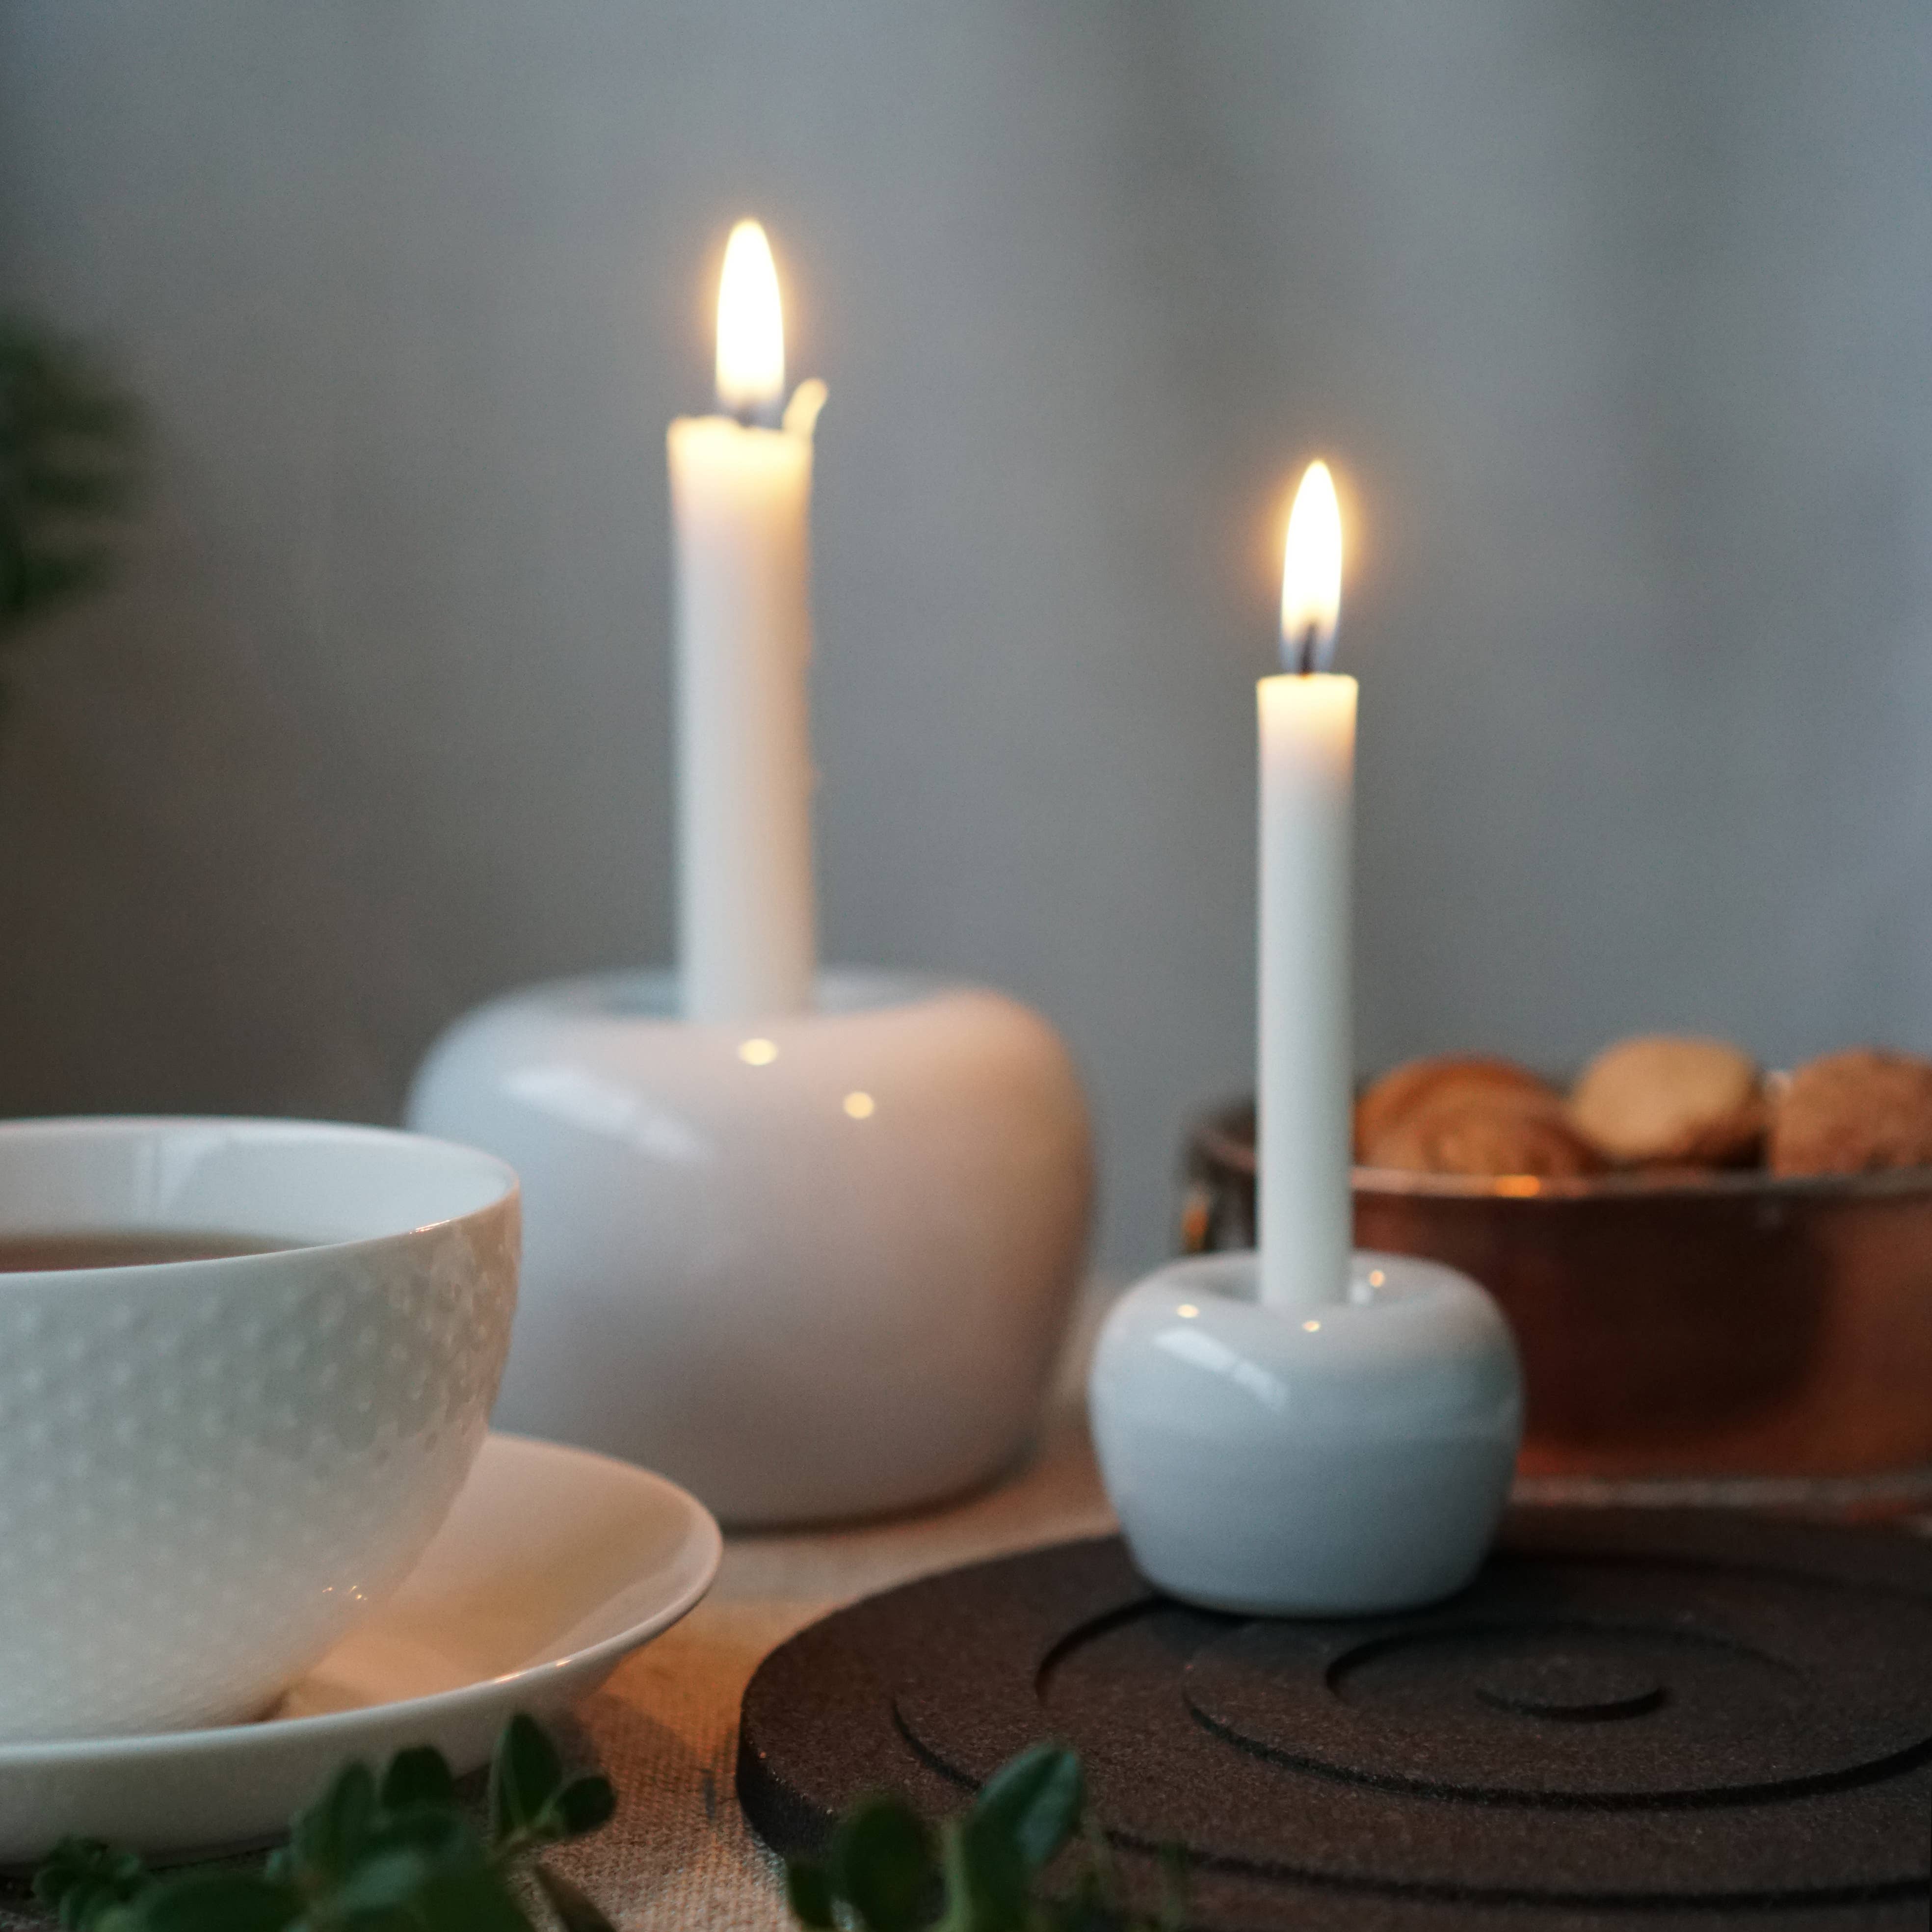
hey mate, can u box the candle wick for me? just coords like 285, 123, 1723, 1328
723, 396, 784, 431
1289, 621, 1323, 677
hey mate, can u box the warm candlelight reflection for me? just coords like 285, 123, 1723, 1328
1280, 459, 1343, 674
715, 219, 784, 417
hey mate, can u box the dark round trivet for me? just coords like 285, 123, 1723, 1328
737, 1510, 1932, 1931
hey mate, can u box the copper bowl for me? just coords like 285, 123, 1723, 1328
1184, 1100, 1932, 1508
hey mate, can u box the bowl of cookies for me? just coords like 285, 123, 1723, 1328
1182, 1038, 1932, 1504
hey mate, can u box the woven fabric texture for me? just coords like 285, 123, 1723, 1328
540, 1403, 1114, 1929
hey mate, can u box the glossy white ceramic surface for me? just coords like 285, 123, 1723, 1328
0, 1432, 720, 1863
1090, 1249, 1522, 1615
406, 969, 1092, 1523
0, 1118, 520, 1742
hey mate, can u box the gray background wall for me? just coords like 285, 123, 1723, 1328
3, 1, 1930, 1274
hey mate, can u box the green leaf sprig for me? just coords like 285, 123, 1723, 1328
32, 1715, 616, 1932
0, 314, 142, 640
786, 1743, 1184, 1932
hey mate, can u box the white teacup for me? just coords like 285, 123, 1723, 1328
0, 1117, 519, 1741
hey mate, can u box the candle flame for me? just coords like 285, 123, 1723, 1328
716, 219, 784, 418
1280, 460, 1342, 674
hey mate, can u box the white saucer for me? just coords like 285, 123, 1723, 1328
0, 1432, 722, 1863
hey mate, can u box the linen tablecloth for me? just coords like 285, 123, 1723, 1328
541, 1394, 1115, 1930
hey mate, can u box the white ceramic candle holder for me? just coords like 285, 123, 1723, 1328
406, 969, 1091, 1525
1089, 1249, 1522, 1615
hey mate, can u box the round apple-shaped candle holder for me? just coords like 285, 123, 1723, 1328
407, 968, 1092, 1526
1090, 1248, 1522, 1615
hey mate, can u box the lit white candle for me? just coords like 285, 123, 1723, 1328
1257, 460, 1355, 1311
667, 220, 828, 1022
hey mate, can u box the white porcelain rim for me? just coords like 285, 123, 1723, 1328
0, 1116, 520, 1281
467, 965, 980, 1025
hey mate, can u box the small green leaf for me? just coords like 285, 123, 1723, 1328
325, 1846, 443, 1917
30, 1719, 620, 1932
326, 1811, 480, 1916
123, 1873, 300, 1932
547, 1775, 618, 1841
532, 1863, 621, 1932
785, 1860, 837, 1929
970, 1744, 1084, 1874
286, 1758, 376, 1884
1050, 1808, 1126, 1932
381, 1742, 458, 1811
830, 1796, 938, 1932
398, 1865, 533, 1932
32, 1838, 153, 1930
490, 1713, 564, 1847
0, 313, 144, 638
374, 1807, 480, 1859
948, 1815, 1030, 1932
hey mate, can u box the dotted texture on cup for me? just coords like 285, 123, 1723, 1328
0, 1217, 515, 1741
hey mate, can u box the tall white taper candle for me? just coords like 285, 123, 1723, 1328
1257, 462, 1355, 1311
667, 221, 826, 1023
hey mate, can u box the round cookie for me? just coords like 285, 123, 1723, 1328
1354, 1055, 1557, 1162
1363, 1090, 1606, 1179
1568, 1035, 1763, 1169
1769, 1048, 1932, 1176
